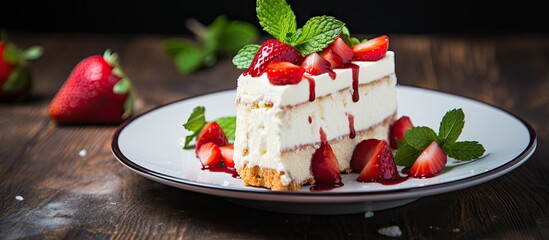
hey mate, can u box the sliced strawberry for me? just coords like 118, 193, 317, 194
311, 142, 342, 185
195, 121, 229, 152
265, 61, 305, 85
352, 35, 389, 61
320, 47, 344, 68
354, 139, 399, 182
219, 144, 235, 168
328, 36, 354, 64
244, 39, 303, 77
410, 141, 447, 178
350, 138, 380, 172
196, 142, 222, 167
389, 116, 414, 149
301, 52, 335, 78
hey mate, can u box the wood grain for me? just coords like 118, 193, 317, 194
0, 32, 547, 239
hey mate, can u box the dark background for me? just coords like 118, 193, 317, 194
1, 0, 547, 36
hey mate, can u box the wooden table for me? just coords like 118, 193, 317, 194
1, 32, 547, 239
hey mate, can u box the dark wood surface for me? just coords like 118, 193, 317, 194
1, 32, 548, 239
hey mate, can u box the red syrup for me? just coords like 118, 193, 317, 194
343, 63, 360, 102
310, 182, 344, 192
375, 174, 410, 185
327, 68, 336, 80
201, 165, 240, 179
308, 116, 312, 124
303, 75, 316, 102
346, 112, 356, 139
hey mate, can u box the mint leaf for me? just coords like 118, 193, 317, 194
218, 21, 261, 55
182, 106, 206, 149
443, 141, 486, 161
257, 0, 296, 41
404, 126, 438, 150
438, 108, 465, 144
164, 16, 258, 76
394, 143, 422, 167
293, 16, 344, 56
183, 106, 206, 132
232, 44, 261, 70
215, 116, 237, 141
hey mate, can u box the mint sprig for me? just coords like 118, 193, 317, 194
182, 106, 237, 149
233, 0, 345, 69
395, 108, 485, 167
163, 15, 259, 75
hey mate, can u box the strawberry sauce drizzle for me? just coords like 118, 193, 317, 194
319, 127, 327, 143
308, 116, 312, 124
328, 69, 336, 80
344, 63, 360, 102
303, 75, 316, 102
346, 112, 356, 139
201, 165, 240, 178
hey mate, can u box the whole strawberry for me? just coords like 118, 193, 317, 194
0, 36, 43, 101
48, 49, 135, 124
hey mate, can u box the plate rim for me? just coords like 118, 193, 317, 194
111, 84, 537, 203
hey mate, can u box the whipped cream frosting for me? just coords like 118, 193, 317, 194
236, 51, 395, 106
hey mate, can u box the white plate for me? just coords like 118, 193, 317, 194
111, 85, 537, 215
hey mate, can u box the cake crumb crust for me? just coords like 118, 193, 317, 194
237, 164, 314, 191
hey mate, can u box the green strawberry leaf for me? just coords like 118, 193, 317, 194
2, 66, 30, 91
442, 141, 486, 161
232, 44, 261, 70
113, 77, 134, 119
103, 49, 121, 67
438, 108, 465, 145
22, 46, 43, 60
394, 142, 422, 167
404, 126, 439, 150
257, 0, 296, 42
215, 116, 237, 141
113, 77, 131, 94
3, 43, 20, 65
293, 16, 344, 55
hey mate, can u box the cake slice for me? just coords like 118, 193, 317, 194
231, 0, 398, 191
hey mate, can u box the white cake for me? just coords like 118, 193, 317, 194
233, 51, 398, 191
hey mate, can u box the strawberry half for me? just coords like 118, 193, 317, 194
244, 39, 303, 77
48, 49, 134, 124
352, 35, 389, 61
311, 142, 342, 185
265, 61, 305, 85
389, 116, 414, 149
301, 52, 335, 79
352, 139, 399, 182
195, 121, 229, 153
409, 141, 447, 178
219, 144, 235, 168
196, 142, 222, 167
